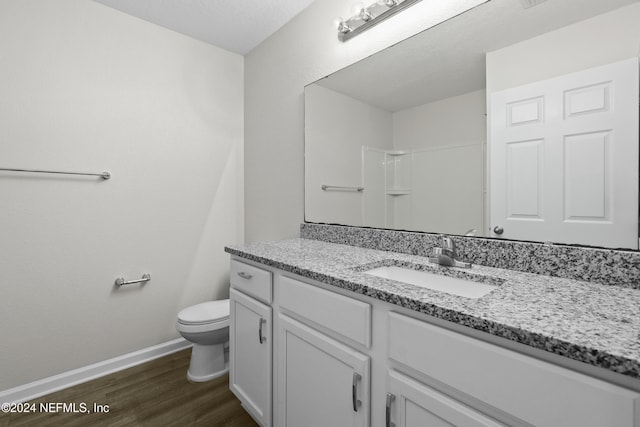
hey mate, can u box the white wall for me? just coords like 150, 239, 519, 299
244, 0, 490, 242
486, 3, 640, 93
304, 84, 392, 226
0, 0, 243, 390
410, 145, 485, 235
393, 90, 486, 150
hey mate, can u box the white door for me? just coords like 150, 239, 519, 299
277, 314, 370, 427
490, 58, 639, 248
230, 288, 272, 427
387, 370, 504, 427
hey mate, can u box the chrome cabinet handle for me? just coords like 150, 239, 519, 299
386, 393, 396, 427
237, 272, 253, 280
493, 226, 504, 235
352, 373, 362, 412
258, 318, 266, 344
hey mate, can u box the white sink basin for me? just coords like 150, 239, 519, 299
364, 266, 497, 298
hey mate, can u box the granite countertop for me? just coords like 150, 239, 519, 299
225, 238, 640, 380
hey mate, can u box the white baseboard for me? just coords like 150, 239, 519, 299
0, 338, 192, 404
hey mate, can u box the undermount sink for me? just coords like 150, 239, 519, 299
364, 265, 497, 298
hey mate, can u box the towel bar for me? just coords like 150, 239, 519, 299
321, 184, 364, 192
0, 167, 111, 180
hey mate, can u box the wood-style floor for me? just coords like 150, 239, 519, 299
0, 349, 258, 427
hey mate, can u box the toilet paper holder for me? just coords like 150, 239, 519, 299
115, 273, 151, 287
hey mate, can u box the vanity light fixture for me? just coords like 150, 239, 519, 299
335, 0, 422, 42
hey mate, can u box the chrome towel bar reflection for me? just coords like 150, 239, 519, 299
115, 273, 151, 287
0, 167, 111, 180
321, 184, 364, 192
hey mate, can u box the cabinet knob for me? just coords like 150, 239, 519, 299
493, 226, 504, 235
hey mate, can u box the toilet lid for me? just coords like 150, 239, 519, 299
177, 299, 229, 325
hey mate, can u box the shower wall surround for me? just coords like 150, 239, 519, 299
300, 223, 640, 288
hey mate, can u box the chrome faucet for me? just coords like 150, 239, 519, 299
428, 235, 472, 268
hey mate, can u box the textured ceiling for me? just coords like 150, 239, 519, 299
93, 0, 316, 55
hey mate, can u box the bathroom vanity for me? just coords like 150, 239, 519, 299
226, 232, 640, 427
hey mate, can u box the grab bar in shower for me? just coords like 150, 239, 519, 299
321, 184, 364, 192
0, 167, 111, 180
115, 273, 151, 287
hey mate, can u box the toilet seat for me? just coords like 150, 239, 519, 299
177, 299, 229, 326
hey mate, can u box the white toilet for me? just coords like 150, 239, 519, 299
176, 299, 230, 382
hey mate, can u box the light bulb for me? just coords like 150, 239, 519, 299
333, 17, 351, 33
352, 2, 374, 21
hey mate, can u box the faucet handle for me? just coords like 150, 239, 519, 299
430, 234, 472, 268
441, 235, 455, 251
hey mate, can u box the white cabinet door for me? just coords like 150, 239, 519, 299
277, 314, 370, 427
230, 288, 272, 427
386, 371, 504, 427
490, 58, 639, 248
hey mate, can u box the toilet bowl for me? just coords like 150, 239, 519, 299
176, 299, 230, 382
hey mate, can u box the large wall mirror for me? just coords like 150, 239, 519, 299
305, 0, 640, 250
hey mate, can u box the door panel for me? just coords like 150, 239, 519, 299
506, 139, 543, 219
230, 288, 272, 426
277, 314, 370, 427
388, 370, 504, 427
563, 131, 609, 220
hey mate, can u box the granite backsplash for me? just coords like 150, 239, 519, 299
300, 223, 640, 289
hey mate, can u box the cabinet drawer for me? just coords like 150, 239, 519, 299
279, 276, 371, 347
230, 259, 272, 304
388, 312, 640, 427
